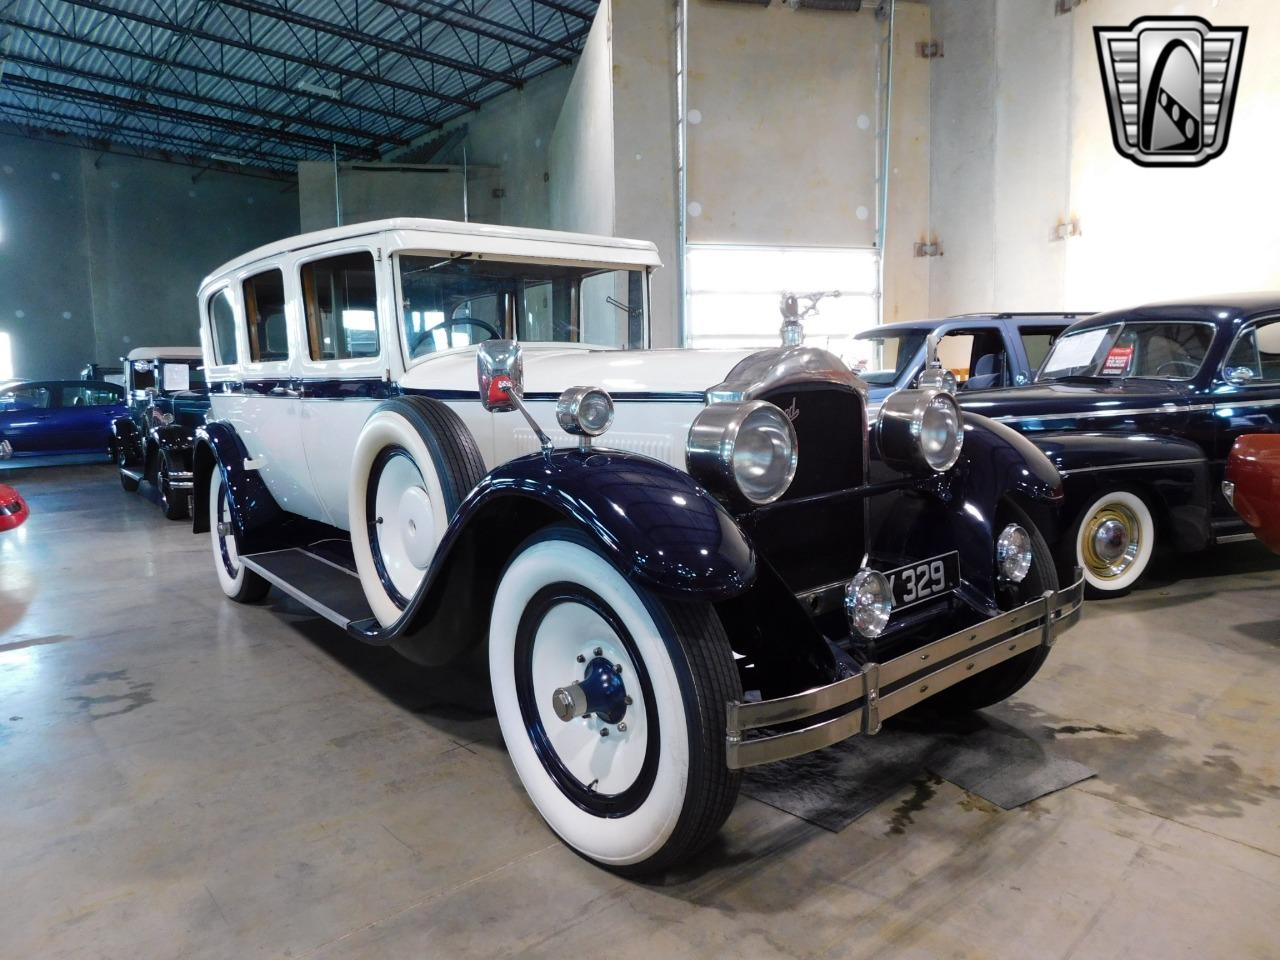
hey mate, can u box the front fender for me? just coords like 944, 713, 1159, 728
1030, 431, 1210, 552
111, 416, 142, 466
365, 447, 757, 665
867, 413, 1064, 610
191, 421, 284, 537
149, 423, 194, 452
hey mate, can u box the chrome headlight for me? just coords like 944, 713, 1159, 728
686, 400, 798, 505
877, 389, 964, 474
996, 523, 1033, 583
845, 569, 893, 638
556, 386, 615, 437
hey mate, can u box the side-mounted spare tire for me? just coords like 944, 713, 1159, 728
349, 396, 487, 627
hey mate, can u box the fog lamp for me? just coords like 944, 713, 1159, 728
845, 569, 893, 638
996, 523, 1034, 583
557, 386, 615, 439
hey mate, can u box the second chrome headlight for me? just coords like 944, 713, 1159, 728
877, 389, 964, 474
686, 400, 798, 505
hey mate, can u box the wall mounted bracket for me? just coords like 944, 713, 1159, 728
915, 40, 943, 59
913, 240, 943, 258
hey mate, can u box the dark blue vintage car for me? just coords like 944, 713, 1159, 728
111, 347, 210, 520
853, 312, 1089, 409
959, 294, 1280, 595
0, 380, 125, 460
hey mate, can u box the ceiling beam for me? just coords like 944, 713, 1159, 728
2, 75, 380, 157
55, 0, 479, 112
532, 0, 595, 22
5, 52, 407, 147
215, 0, 520, 87
378, 0, 573, 63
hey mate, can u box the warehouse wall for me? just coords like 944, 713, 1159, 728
0, 135, 298, 380
930, 0, 1280, 317
297, 162, 501, 231
549, 0, 616, 237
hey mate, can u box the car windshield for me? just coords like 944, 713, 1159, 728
854, 330, 927, 385
1037, 322, 1214, 382
131, 359, 206, 395
397, 254, 647, 361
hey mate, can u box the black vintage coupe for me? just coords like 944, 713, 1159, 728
960, 294, 1280, 595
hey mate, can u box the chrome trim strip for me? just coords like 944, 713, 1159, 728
1214, 532, 1255, 544
724, 575, 1086, 769
241, 554, 351, 629
1058, 457, 1206, 477
1214, 397, 1280, 410
993, 403, 1214, 425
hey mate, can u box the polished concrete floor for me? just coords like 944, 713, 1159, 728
2, 464, 1278, 960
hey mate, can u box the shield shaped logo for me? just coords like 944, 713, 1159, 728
1095, 16, 1247, 167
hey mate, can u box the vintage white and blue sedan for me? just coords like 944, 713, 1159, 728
193, 218, 1084, 874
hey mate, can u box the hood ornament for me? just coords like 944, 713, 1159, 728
779, 290, 842, 347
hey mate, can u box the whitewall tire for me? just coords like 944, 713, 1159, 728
489, 528, 741, 875
1070, 490, 1155, 595
208, 469, 269, 603
349, 397, 486, 628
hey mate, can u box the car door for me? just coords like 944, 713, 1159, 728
53, 383, 120, 451
1213, 316, 1280, 511
222, 263, 328, 523
0, 383, 55, 451
295, 245, 391, 529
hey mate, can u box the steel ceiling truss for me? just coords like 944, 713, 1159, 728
0, 0, 599, 175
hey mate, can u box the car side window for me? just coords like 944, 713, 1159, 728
242, 269, 289, 362
85, 387, 120, 406
1019, 329, 1061, 374
301, 252, 379, 361
1, 386, 51, 410
208, 288, 239, 366
60, 386, 90, 408
1226, 320, 1280, 383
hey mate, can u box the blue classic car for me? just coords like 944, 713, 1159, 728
0, 380, 125, 460
112, 347, 210, 520
853, 312, 1089, 409
959, 294, 1280, 595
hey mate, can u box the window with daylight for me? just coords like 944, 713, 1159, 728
685, 246, 879, 366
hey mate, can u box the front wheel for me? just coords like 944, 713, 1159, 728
1065, 489, 1155, 597
489, 528, 742, 876
158, 451, 189, 521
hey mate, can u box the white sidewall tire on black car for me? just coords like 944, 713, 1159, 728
349, 397, 486, 628
489, 529, 741, 875
208, 469, 269, 603
1073, 490, 1155, 595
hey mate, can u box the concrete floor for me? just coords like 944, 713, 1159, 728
2, 463, 1278, 960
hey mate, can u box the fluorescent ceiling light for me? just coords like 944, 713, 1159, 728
298, 80, 339, 99
211, 154, 246, 165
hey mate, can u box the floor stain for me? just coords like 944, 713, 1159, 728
66, 670, 155, 721
1049, 723, 1127, 738
885, 773, 942, 836
957, 791, 999, 815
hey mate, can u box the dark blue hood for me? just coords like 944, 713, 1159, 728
958, 379, 1189, 430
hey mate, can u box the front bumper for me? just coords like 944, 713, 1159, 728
725, 574, 1086, 769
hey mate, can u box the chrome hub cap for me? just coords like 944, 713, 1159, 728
1082, 505, 1141, 580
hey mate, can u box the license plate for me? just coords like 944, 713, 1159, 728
885, 552, 959, 610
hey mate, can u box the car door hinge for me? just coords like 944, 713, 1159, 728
375, 247, 382, 262
1052, 218, 1082, 241
915, 40, 943, 59
913, 240, 943, 258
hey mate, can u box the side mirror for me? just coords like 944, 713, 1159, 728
477, 340, 525, 412
1226, 366, 1256, 386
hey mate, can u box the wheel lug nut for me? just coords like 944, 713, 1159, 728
617, 722, 627, 732
599, 728, 609, 738
593, 647, 603, 656
576, 654, 585, 663
614, 663, 622, 674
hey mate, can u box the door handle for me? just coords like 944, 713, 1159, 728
269, 386, 301, 398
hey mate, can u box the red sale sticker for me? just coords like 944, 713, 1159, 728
1101, 345, 1133, 375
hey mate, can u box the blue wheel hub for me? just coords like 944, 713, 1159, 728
551, 654, 630, 725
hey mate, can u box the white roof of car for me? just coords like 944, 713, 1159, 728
203, 217, 662, 288
125, 346, 203, 361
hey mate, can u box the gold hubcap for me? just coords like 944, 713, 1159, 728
1081, 503, 1141, 580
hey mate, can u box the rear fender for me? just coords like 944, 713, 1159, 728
191, 422, 284, 539
1031, 432, 1210, 552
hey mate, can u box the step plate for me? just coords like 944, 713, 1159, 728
241, 548, 374, 628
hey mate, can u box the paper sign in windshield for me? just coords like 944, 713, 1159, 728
162, 363, 191, 392
1101, 346, 1134, 376
1042, 328, 1109, 374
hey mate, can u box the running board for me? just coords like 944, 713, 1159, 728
240, 547, 383, 640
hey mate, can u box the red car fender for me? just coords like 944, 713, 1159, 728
0, 483, 29, 531
1226, 435, 1280, 554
